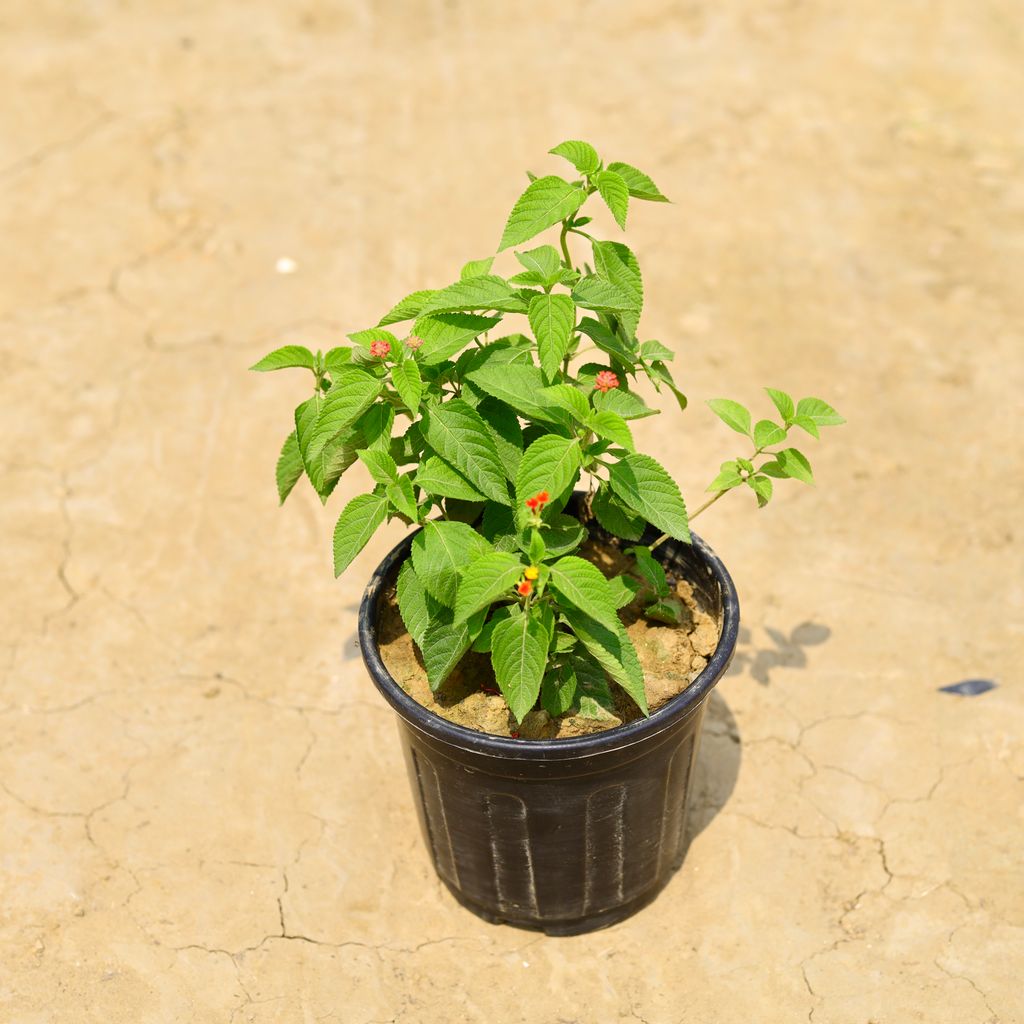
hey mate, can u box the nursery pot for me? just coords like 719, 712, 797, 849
358, 526, 740, 936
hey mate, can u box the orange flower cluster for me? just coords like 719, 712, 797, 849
594, 370, 619, 392
524, 490, 550, 513
369, 339, 391, 358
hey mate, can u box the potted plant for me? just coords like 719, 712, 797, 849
251, 140, 844, 934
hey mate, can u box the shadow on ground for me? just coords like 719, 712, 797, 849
686, 690, 742, 843
726, 621, 832, 685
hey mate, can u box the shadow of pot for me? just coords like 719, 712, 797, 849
358, 527, 740, 935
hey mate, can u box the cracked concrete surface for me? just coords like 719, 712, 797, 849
1, 1, 1022, 1021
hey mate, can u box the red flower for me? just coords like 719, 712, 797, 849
535, 490, 550, 504
516, 580, 533, 596
525, 490, 550, 514
369, 339, 391, 358
594, 370, 619, 393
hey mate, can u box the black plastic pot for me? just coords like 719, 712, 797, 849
358, 526, 740, 935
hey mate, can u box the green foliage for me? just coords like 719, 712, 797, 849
253, 140, 844, 726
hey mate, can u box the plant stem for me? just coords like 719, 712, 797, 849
559, 220, 573, 268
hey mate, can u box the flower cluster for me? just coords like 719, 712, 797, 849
524, 490, 550, 513
405, 335, 423, 351
593, 370, 619, 393
369, 339, 391, 358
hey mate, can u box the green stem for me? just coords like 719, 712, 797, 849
559, 220, 573, 269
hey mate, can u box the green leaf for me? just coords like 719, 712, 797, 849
324, 347, 353, 374
789, 415, 820, 439
275, 431, 304, 504
514, 244, 563, 285
471, 605, 513, 652
576, 317, 638, 366
481, 502, 517, 551
498, 175, 587, 251
527, 528, 546, 565
765, 387, 795, 423
573, 653, 617, 716
307, 369, 383, 464
645, 598, 685, 625
420, 400, 511, 505
295, 394, 336, 500
332, 493, 388, 577
420, 276, 525, 315
538, 384, 591, 423
796, 396, 846, 427
476, 398, 524, 480
626, 545, 670, 598
396, 561, 443, 646
528, 293, 576, 382
357, 403, 394, 452
411, 519, 491, 606
640, 340, 674, 362
387, 475, 419, 520
347, 327, 399, 350
589, 410, 634, 451
707, 398, 752, 437
490, 606, 549, 722
774, 447, 814, 484
707, 460, 743, 493
466, 363, 573, 426
535, 513, 586, 558
249, 345, 316, 373
460, 256, 494, 279
453, 551, 524, 623
646, 360, 687, 411
747, 474, 773, 507
608, 574, 642, 610
391, 359, 423, 415
605, 161, 669, 202
593, 387, 658, 420
420, 612, 485, 691
609, 453, 690, 542
592, 484, 645, 541
414, 456, 486, 501
549, 140, 600, 175
572, 275, 637, 313
593, 169, 629, 230
378, 289, 437, 327
559, 604, 648, 716
541, 662, 578, 717
549, 556, 621, 633
515, 436, 582, 527
414, 313, 501, 365
753, 419, 787, 448
357, 447, 399, 485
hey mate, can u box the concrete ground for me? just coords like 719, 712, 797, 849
2, 2, 1021, 1021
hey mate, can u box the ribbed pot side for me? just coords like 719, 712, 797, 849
358, 528, 740, 936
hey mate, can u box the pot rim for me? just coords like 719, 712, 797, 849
358, 528, 740, 762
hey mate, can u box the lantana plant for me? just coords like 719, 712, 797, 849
252, 141, 844, 724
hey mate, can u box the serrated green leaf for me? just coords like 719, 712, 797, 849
387, 474, 419, 520
560, 604, 648, 716
534, 513, 586, 558
414, 312, 501, 365
572, 275, 637, 313
481, 501, 517, 552
707, 460, 743, 493
491, 606, 548, 723
419, 276, 525, 316
411, 519, 491, 607
594, 169, 629, 230
608, 574, 642, 610
539, 383, 590, 423
707, 398, 752, 437
573, 653, 617, 716
514, 244, 563, 285
528, 292, 576, 382
609, 453, 689, 542
453, 551, 524, 623
645, 598, 685, 625
646, 360, 687, 411
498, 175, 587, 251
593, 387, 658, 420
576, 317, 638, 366
295, 394, 336, 500
324, 347, 353, 374
549, 140, 600, 174
420, 610, 486, 691
765, 387, 795, 422
357, 447, 398, 485
640, 340, 674, 362
476, 398, 524, 480
466, 363, 573, 426
391, 359, 423, 415
307, 369, 383, 468
414, 456, 486, 501
250, 345, 316, 373
460, 256, 494, 279
753, 419, 787, 448
541, 662, 577, 717
549, 556, 621, 633
471, 605, 513, 652
275, 431, 304, 504
420, 399, 511, 505
796, 396, 845, 427
592, 484, 646, 541
396, 561, 444, 646
332, 493, 388, 577
378, 289, 437, 327
605, 161, 669, 202
774, 447, 814, 484
789, 415, 820, 439
589, 410, 634, 451
515, 436, 582, 527
747, 474, 773, 507
357, 403, 394, 452
347, 327, 399, 350
626, 545, 670, 599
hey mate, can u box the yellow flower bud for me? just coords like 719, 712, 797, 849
524, 565, 539, 580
